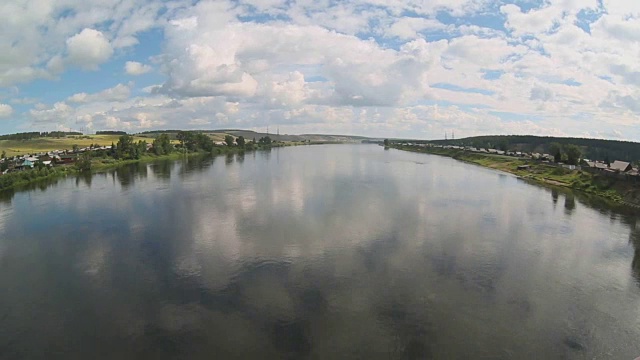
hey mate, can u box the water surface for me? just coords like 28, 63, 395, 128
1, 145, 639, 359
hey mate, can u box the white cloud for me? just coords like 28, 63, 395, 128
530, 86, 554, 101
28, 102, 73, 124
0, 104, 13, 118
66, 28, 114, 70
125, 61, 152, 75
67, 83, 131, 104
386, 17, 446, 39
158, 11, 436, 107
4, 0, 640, 140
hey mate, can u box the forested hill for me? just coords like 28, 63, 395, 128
429, 135, 640, 163
0, 131, 82, 140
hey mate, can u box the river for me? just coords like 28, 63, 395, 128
1, 144, 639, 359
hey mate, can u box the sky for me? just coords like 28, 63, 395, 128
1, 0, 639, 140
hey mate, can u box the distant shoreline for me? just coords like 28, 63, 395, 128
388, 144, 640, 209
0, 140, 350, 194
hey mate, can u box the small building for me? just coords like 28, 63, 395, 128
595, 162, 607, 169
517, 165, 531, 170
610, 160, 632, 172
58, 154, 77, 164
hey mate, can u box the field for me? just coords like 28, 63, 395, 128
0, 135, 150, 157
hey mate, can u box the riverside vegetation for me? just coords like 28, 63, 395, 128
389, 143, 640, 206
0, 131, 288, 192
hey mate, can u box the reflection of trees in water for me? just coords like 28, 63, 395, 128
236, 152, 245, 164
0, 189, 14, 205
150, 160, 173, 181
564, 194, 575, 215
179, 155, 215, 177
225, 153, 234, 165
112, 163, 148, 189
378, 302, 433, 358
0, 176, 65, 204
258, 148, 271, 161
114, 166, 133, 189
552, 189, 559, 206
630, 221, 640, 286
75, 172, 93, 188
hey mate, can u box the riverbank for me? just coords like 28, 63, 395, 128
88, 141, 306, 172
390, 145, 640, 207
0, 142, 296, 192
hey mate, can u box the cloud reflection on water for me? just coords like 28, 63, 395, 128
0, 146, 639, 359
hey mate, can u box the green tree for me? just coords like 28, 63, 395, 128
177, 131, 195, 151
136, 140, 148, 158
549, 142, 562, 163
225, 135, 235, 146
75, 152, 92, 172
1, 151, 5, 159
194, 133, 213, 151
258, 136, 272, 145
564, 144, 582, 165
72, 144, 79, 153
116, 135, 136, 159
383, 139, 389, 146
236, 136, 245, 147
152, 134, 173, 155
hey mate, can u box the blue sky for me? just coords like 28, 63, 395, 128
1, 0, 639, 140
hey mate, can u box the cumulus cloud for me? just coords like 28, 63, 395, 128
0, 104, 13, 118
29, 102, 74, 124
0, 0, 165, 85
66, 29, 114, 70
158, 11, 435, 107
5, 0, 640, 140
67, 83, 131, 103
125, 61, 152, 75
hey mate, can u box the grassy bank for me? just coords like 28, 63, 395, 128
0, 141, 297, 192
0, 167, 73, 192
392, 145, 640, 206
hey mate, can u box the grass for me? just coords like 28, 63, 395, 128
0, 135, 151, 157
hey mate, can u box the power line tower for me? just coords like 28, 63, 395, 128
452, 131, 455, 140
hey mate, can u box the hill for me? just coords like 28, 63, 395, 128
0, 134, 150, 157
138, 129, 373, 143
423, 135, 640, 163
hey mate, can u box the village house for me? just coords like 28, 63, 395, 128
610, 160, 632, 173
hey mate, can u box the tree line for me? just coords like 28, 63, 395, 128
96, 131, 127, 135
430, 135, 640, 164
74, 132, 276, 172
0, 131, 82, 140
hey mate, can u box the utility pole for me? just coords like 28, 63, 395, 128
452, 131, 455, 140
445, 132, 448, 141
